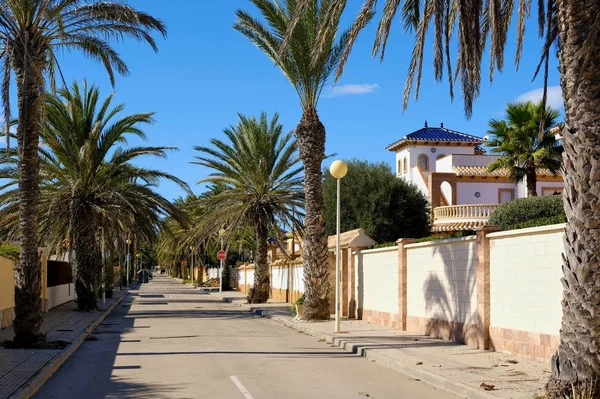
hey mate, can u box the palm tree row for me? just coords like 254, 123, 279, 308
0, 0, 167, 347
0, 81, 188, 317
156, 112, 304, 304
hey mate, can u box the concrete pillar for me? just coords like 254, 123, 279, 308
347, 247, 357, 318
396, 238, 415, 331
476, 226, 500, 350
268, 244, 277, 264
288, 261, 293, 303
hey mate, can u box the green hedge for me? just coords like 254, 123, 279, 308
505, 215, 566, 231
372, 242, 397, 249
415, 231, 475, 243
0, 243, 19, 262
488, 195, 565, 230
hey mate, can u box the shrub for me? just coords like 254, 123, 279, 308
0, 243, 20, 262
505, 215, 566, 231
488, 195, 565, 230
416, 231, 475, 243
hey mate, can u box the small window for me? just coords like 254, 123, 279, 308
418, 154, 429, 171
397, 160, 402, 175
403, 158, 408, 174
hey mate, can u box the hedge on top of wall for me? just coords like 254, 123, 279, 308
0, 243, 20, 262
488, 195, 566, 230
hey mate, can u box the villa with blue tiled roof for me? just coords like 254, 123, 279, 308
388, 122, 564, 233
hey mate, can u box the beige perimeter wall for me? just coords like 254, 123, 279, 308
488, 225, 564, 361
405, 237, 478, 346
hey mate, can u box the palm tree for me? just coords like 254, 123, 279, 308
0, 0, 166, 346
0, 81, 188, 311
234, 0, 350, 318
289, 0, 600, 393
192, 112, 304, 303
486, 101, 562, 197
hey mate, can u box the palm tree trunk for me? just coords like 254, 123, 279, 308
547, 0, 600, 395
295, 108, 330, 320
526, 167, 538, 197
248, 221, 269, 303
72, 203, 100, 311
11, 60, 45, 347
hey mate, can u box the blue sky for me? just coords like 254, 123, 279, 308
53, 0, 562, 200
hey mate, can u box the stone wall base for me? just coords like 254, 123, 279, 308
0, 307, 14, 329
489, 326, 558, 362
407, 315, 479, 347
360, 309, 398, 329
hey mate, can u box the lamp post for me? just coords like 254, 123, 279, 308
126, 239, 131, 288
189, 246, 194, 285
219, 229, 226, 294
136, 253, 141, 283
329, 160, 348, 333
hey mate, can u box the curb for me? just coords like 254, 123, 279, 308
12, 290, 130, 399
216, 294, 497, 399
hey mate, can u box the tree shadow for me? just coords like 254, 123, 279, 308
422, 238, 479, 345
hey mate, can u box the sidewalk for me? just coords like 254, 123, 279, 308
214, 291, 550, 399
0, 288, 130, 399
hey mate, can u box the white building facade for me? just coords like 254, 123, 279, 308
388, 123, 564, 232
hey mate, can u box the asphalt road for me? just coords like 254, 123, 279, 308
35, 275, 457, 399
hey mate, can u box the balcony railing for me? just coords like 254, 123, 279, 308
433, 204, 500, 223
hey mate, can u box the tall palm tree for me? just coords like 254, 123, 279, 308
291, 0, 600, 393
234, 0, 350, 317
0, 0, 166, 346
192, 112, 304, 303
0, 81, 188, 311
486, 101, 562, 197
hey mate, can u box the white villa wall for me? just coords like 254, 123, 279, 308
405, 237, 478, 343
238, 269, 244, 285
47, 283, 75, 310
537, 181, 564, 196
292, 266, 304, 292
354, 247, 398, 317
271, 266, 288, 290
246, 269, 254, 285
488, 225, 564, 360
456, 182, 517, 205
396, 145, 477, 199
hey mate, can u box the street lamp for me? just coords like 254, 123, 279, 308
329, 160, 348, 333
189, 246, 194, 285
126, 239, 131, 288
219, 228, 226, 294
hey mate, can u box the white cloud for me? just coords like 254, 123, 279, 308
324, 83, 380, 98
514, 86, 564, 109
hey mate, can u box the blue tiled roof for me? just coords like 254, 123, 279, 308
387, 125, 484, 150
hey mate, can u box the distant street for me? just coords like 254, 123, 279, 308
35, 276, 457, 399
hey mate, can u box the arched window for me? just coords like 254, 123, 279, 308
418, 154, 429, 171
397, 159, 402, 175
403, 158, 408, 174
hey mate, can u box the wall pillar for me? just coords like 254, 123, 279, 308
268, 244, 277, 264
397, 238, 415, 331
476, 226, 500, 350
347, 247, 357, 318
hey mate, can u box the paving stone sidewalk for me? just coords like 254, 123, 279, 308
215, 290, 550, 399
0, 289, 129, 399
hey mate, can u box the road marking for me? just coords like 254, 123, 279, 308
230, 376, 255, 399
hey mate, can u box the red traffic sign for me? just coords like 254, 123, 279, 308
217, 250, 227, 261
